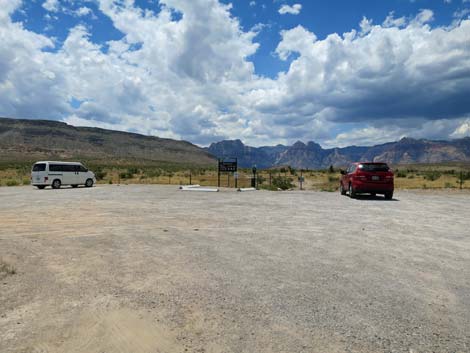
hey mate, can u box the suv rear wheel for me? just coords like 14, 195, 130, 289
349, 184, 356, 198
52, 179, 61, 189
340, 183, 346, 195
384, 192, 393, 200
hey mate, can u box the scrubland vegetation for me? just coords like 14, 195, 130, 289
1, 161, 469, 190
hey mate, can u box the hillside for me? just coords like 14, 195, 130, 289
0, 117, 216, 166
207, 137, 470, 169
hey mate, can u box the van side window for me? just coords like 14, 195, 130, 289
32, 163, 46, 172
50, 164, 76, 172
49, 164, 61, 172
79, 165, 87, 172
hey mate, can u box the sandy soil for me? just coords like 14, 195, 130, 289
1, 185, 469, 353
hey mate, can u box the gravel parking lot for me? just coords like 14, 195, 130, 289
1, 185, 469, 353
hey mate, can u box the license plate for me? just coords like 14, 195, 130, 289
372, 176, 380, 181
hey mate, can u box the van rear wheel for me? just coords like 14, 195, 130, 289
85, 179, 93, 188
52, 179, 61, 189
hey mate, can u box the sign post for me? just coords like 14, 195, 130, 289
251, 166, 257, 188
234, 172, 239, 189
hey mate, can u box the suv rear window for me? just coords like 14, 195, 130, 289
359, 163, 390, 172
32, 163, 46, 172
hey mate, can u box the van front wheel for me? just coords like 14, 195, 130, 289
52, 179, 61, 189
85, 179, 94, 188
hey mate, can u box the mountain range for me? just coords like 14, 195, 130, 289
1, 117, 470, 169
206, 137, 470, 169
0, 117, 215, 166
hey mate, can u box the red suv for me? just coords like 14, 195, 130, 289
340, 162, 394, 199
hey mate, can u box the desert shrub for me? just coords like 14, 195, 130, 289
328, 175, 338, 183
460, 172, 470, 181
396, 170, 407, 178
257, 175, 266, 185
128, 167, 139, 175
0, 260, 16, 277
424, 171, 441, 181
321, 186, 337, 192
94, 167, 107, 181
407, 174, 415, 179
145, 169, 162, 178
328, 165, 335, 173
287, 166, 296, 175
119, 167, 139, 179
108, 180, 113, 184
6, 180, 19, 187
119, 172, 132, 179
22, 178, 30, 185
444, 182, 455, 189
272, 176, 294, 190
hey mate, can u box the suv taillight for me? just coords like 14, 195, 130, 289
44, 177, 48, 181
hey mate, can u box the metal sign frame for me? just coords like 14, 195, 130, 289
218, 158, 238, 187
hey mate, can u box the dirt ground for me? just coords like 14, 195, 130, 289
1, 185, 469, 353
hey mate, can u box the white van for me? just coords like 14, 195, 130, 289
31, 161, 96, 189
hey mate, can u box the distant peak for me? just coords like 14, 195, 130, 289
292, 140, 306, 147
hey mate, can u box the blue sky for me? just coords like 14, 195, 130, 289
1, 0, 470, 147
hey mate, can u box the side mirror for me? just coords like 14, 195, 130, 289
340, 170, 346, 175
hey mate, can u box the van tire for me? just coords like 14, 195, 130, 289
36, 185, 46, 190
52, 179, 61, 189
85, 179, 94, 188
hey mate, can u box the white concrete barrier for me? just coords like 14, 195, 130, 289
180, 186, 219, 192
237, 187, 257, 192
179, 184, 201, 189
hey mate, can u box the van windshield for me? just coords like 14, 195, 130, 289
359, 163, 389, 172
32, 163, 46, 172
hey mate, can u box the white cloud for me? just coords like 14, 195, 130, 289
75, 6, 93, 17
451, 118, 470, 138
279, 4, 302, 15
0, 2, 470, 147
42, 0, 60, 13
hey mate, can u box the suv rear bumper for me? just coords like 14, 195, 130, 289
352, 181, 394, 194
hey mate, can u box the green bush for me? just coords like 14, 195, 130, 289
272, 176, 294, 190
396, 170, 407, 178
119, 172, 132, 179
22, 178, 30, 185
94, 167, 107, 181
6, 180, 19, 187
424, 171, 441, 181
